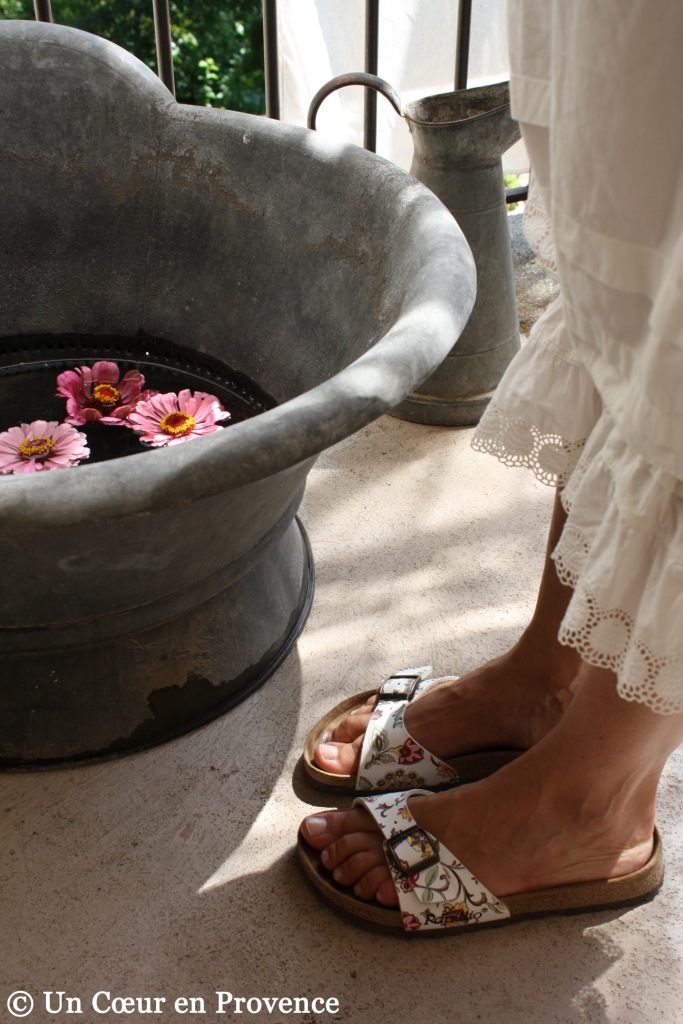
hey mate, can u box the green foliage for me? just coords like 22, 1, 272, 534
1, 0, 26, 15
504, 172, 521, 212
0, 0, 265, 112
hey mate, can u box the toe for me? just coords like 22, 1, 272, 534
329, 708, 373, 744
375, 877, 399, 906
314, 735, 364, 775
354, 866, 397, 905
300, 807, 378, 849
301, 806, 396, 905
312, 694, 379, 775
320, 829, 384, 870
332, 849, 387, 887
348, 694, 379, 717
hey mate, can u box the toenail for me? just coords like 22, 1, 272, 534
305, 815, 329, 837
320, 848, 331, 866
353, 883, 363, 895
320, 730, 332, 743
333, 867, 344, 882
319, 743, 340, 762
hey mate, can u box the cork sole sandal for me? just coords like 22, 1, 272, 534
298, 790, 664, 934
303, 667, 521, 794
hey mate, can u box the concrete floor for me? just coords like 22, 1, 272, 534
2, 410, 683, 1024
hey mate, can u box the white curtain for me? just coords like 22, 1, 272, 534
276, 0, 528, 172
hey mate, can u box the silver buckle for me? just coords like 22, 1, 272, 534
378, 673, 421, 701
385, 826, 441, 878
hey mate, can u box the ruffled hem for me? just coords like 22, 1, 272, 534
474, 336, 683, 712
472, 405, 586, 488
472, 311, 602, 488
552, 412, 683, 714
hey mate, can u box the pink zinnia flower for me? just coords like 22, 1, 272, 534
56, 361, 153, 425
0, 420, 89, 474
125, 389, 229, 447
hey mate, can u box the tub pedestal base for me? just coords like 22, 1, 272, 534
0, 519, 314, 769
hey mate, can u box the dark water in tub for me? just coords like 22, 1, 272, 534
0, 333, 277, 465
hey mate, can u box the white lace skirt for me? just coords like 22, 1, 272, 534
471, 0, 683, 714
473, 328, 683, 715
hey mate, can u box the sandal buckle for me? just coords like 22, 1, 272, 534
385, 826, 441, 879
378, 673, 421, 701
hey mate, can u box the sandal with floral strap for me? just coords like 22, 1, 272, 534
297, 789, 664, 933
303, 666, 521, 793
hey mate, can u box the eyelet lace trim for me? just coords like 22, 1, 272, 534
551, 522, 590, 587
554, 529, 683, 715
472, 405, 586, 488
523, 173, 558, 277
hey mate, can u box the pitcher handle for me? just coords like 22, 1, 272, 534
307, 72, 403, 130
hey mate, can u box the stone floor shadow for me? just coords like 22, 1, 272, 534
1, 412, 682, 1024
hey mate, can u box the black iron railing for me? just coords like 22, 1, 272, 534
262, 0, 279, 119
454, 0, 472, 90
151, 0, 175, 95
29, 0, 528, 201
32, 0, 51, 21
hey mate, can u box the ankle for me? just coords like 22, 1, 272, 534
528, 744, 660, 846
511, 627, 581, 695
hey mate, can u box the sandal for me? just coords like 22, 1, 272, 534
297, 789, 664, 933
303, 666, 521, 793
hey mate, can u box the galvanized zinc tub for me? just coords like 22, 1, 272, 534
0, 21, 475, 767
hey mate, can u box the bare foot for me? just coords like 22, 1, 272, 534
314, 635, 582, 776
301, 746, 656, 907
303, 665, 671, 907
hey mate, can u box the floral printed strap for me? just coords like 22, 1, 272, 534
356, 667, 460, 792
355, 790, 511, 932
